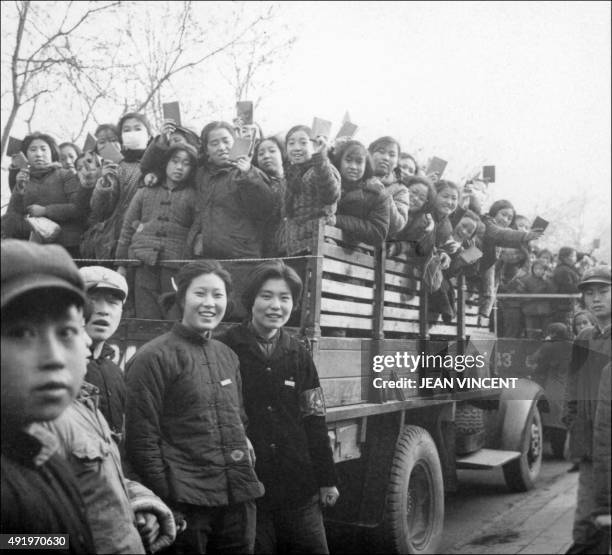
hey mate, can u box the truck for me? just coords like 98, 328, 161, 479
108, 221, 546, 554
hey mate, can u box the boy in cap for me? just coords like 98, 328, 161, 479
1, 240, 95, 552
79, 265, 128, 441
37, 266, 178, 553
564, 265, 611, 554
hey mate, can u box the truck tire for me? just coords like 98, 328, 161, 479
383, 425, 444, 554
549, 428, 567, 460
502, 405, 543, 492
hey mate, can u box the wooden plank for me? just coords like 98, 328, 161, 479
322, 278, 374, 300
321, 376, 367, 407
322, 258, 375, 282
383, 320, 420, 334
385, 257, 422, 277
321, 297, 373, 317
383, 306, 420, 321
317, 349, 364, 378
321, 313, 373, 330
429, 323, 460, 336
323, 243, 376, 268
324, 225, 375, 252
318, 337, 369, 350
384, 289, 421, 307
384, 272, 420, 291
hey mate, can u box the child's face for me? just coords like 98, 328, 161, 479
1, 304, 88, 426
515, 217, 530, 233
340, 146, 367, 183
533, 264, 545, 278
257, 140, 283, 176
206, 128, 234, 167
26, 139, 53, 169
493, 207, 514, 228
59, 146, 78, 170
538, 254, 552, 266
408, 183, 429, 212
166, 149, 193, 183
563, 251, 577, 266
453, 217, 477, 242
371, 143, 399, 177
181, 273, 227, 334
96, 129, 119, 151
286, 130, 314, 164
251, 278, 293, 335
574, 314, 594, 334
240, 125, 258, 143
399, 156, 416, 176
583, 284, 611, 322
85, 289, 123, 344
434, 186, 459, 217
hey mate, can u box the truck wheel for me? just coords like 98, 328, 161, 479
549, 428, 567, 460
503, 405, 543, 492
383, 425, 444, 554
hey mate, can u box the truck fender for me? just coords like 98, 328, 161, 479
497, 378, 544, 452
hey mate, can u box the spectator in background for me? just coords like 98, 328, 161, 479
116, 144, 198, 319
2, 132, 83, 258
398, 152, 419, 177
1, 240, 95, 552
552, 246, 581, 327
519, 260, 556, 339
282, 125, 340, 255
368, 136, 410, 237
58, 142, 82, 173
252, 136, 287, 257
333, 140, 391, 246
536, 248, 554, 279
564, 266, 611, 554
94, 123, 120, 153
187, 121, 276, 260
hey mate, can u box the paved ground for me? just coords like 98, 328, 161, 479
442, 458, 577, 554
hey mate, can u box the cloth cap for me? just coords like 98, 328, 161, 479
1, 240, 85, 309
578, 265, 611, 290
79, 266, 128, 301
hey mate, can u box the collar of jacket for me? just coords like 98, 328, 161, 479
232, 321, 292, 361
172, 321, 213, 344
76, 381, 101, 406
121, 149, 145, 163
206, 163, 234, 177
286, 158, 315, 184
2, 424, 60, 467
91, 341, 116, 362
593, 323, 612, 339
29, 163, 61, 179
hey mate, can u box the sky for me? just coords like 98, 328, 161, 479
252, 1, 611, 219
2, 1, 611, 251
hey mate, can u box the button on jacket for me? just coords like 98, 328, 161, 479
125, 322, 264, 507
218, 323, 337, 509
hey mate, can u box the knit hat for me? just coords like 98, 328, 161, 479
1, 240, 85, 309
578, 265, 611, 290
79, 266, 128, 302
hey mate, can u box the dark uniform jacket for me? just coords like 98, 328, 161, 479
125, 322, 264, 507
218, 323, 337, 509
85, 342, 126, 440
1, 425, 95, 554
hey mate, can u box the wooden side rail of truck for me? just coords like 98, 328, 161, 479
109, 221, 546, 554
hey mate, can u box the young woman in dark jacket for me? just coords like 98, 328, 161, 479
252, 136, 287, 257
282, 125, 341, 255
187, 121, 276, 259
219, 261, 338, 554
332, 140, 391, 246
125, 260, 263, 554
116, 144, 198, 319
1, 132, 83, 257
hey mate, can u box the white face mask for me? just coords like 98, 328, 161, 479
122, 130, 148, 150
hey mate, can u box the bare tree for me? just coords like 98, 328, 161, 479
1, 0, 120, 155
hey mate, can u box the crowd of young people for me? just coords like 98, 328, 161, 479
1, 110, 610, 554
